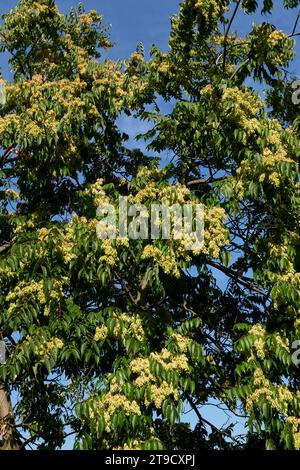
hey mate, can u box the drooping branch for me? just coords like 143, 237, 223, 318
0, 147, 16, 166
291, 10, 300, 36
113, 270, 149, 310
186, 396, 242, 446
187, 176, 225, 186
207, 260, 270, 298
222, 0, 242, 72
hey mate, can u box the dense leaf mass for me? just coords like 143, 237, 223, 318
0, 0, 299, 450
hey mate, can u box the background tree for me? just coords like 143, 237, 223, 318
0, 0, 299, 450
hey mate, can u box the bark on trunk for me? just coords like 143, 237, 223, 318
0, 382, 21, 450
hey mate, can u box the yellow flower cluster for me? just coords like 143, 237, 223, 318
249, 324, 290, 359
206, 354, 216, 366
31, 74, 43, 84
6, 73, 103, 145
195, 0, 228, 21
25, 121, 43, 139
128, 179, 191, 206
130, 348, 189, 408
37, 227, 51, 241
272, 40, 294, 66
279, 272, 300, 284
203, 207, 228, 259
253, 338, 265, 359
0, 264, 15, 281
267, 128, 282, 146
79, 10, 98, 26
83, 179, 109, 206
49, 279, 66, 301
128, 180, 208, 270
113, 313, 145, 343
34, 336, 64, 357
6, 280, 46, 314
234, 125, 294, 195
148, 381, 179, 409
46, 337, 64, 351
157, 62, 170, 74
93, 391, 141, 433
287, 416, 300, 450
200, 84, 214, 95
99, 239, 118, 267
249, 323, 266, 359
294, 433, 300, 450
272, 272, 300, 308
86, 168, 228, 273
0, 114, 21, 137
94, 325, 108, 342
61, 223, 76, 264
274, 333, 289, 352
222, 86, 262, 118
12, 214, 40, 236
262, 146, 292, 164
136, 167, 163, 180
130, 357, 152, 387
93, 59, 147, 112
37, 222, 77, 266
141, 245, 180, 278
268, 242, 289, 259
172, 333, 191, 353
75, 47, 90, 76
249, 324, 265, 337
130, 52, 144, 63
150, 348, 189, 372
31, 1, 51, 13
220, 86, 262, 139
160, 184, 191, 205
268, 30, 289, 47
96, 220, 117, 241
246, 368, 293, 414
267, 237, 298, 274
113, 440, 143, 450
127, 183, 158, 204
6, 276, 67, 317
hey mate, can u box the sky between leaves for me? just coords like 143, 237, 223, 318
1, 1, 299, 143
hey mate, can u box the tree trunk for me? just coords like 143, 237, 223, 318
0, 382, 22, 450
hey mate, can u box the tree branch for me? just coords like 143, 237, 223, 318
0, 243, 11, 255
187, 176, 225, 186
113, 270, 148, 310
0, 147, 16, 166
207, 260, 269, 298
186, 396, 242, 446
222, 0, 242, 72
291, 10, 300, 36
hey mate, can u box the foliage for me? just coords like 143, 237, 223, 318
0, 0, 299, 450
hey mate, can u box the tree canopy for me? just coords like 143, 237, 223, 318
0, 0, 299, 450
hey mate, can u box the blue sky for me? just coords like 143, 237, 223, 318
1, 1, 299, 142
0, 0, 181, 72
1, 0, 300, 449
1, 1, 299, 74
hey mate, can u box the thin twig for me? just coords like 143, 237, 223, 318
207, 260, 269, 298
222, 0, 242, 72
186, 396, 242, 446
291, 10, 300, 36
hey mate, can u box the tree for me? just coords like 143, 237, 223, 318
0, 0, 299, 450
